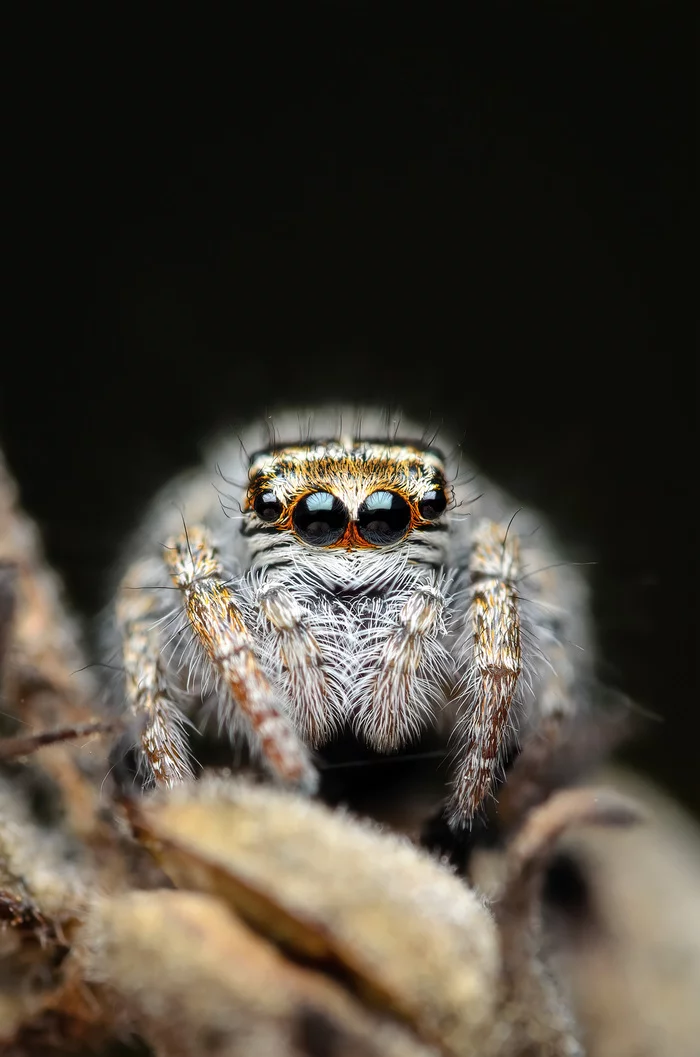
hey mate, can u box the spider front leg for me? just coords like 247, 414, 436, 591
164, 528, 318, 793
450, 519, 522, 826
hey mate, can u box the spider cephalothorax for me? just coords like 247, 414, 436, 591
107, 409, 592, 825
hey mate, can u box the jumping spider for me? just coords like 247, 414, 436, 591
105, 408, 592, 825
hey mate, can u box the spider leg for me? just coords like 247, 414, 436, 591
450, 519, 522, 826
494, 558, 592, 825
355, 580, 449, 752
255, 582, 334, 746
164, 528, 318, 793
117, 573, 196, 786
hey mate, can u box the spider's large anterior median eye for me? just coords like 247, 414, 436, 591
293, 491, 348, 545
418, 484, 448, 521
357, 491, 411, 545
254, 491, 284, 522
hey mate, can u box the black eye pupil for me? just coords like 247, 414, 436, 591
357, 491, 411, 545
418, 486, 447, 521
293, 492, 348, 546
254, 491, 283, 522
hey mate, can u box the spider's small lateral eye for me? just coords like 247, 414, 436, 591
357, 491, 411, 545
418, 485, 448, 521
293, 491, 348, 546
254, 491, 284, 523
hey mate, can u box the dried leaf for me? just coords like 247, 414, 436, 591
0, 775, 89, 940
0, 451, 111, 846
0, 774, 90, 1046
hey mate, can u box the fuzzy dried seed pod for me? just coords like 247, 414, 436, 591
125, 776, 500, 1055
83, 888, 440, 1057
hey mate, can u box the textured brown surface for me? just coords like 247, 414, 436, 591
550, 770, 700, 1057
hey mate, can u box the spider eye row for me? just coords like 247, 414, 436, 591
253, 487, 447, 546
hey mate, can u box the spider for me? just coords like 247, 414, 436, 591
104, 408, 592, 826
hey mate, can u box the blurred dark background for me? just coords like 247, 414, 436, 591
4, 8, 695, 813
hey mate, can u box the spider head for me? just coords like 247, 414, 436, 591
245, 440, 451, 550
